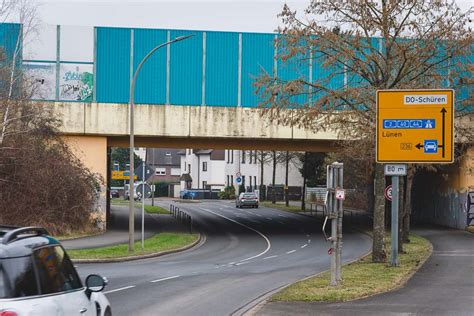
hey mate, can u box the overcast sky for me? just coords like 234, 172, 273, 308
31, 0, 473, 33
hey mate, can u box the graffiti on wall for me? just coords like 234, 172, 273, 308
59, 64, 93, 102
23, 62, 56, 100
468, 192, 474, 226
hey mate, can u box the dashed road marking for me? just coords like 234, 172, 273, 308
263, 255, 278, 260
301, 244, 308, 249
286, 250, 296, 254
104, 285, 135, 294
150, 275, 180, 283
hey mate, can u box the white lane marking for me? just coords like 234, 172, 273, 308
301, 244, 308, 249
277, 221, 284, 224
434, 254, 474, 257
200, 207, 271, 262
235, 261, 249, 266
308, 239, 311, 244
255, 213, 263, 217
278, 214, 285, 217
228, 262, 235, 265
104, 285, 135, 294
263, 255, 278, 260
266, 217, 272, 221
286, 250, 296, 254
150, 275, 180, 283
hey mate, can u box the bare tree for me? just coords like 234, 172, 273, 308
255, 0, 473, 262
0, 0, 39, 145
0, 2, 103, 235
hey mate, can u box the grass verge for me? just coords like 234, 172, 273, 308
67, 233, 198, 260
272, 234, 432, 302
143, 205, 170, 214
261, 201, 302, 213
111, 199, 170, 214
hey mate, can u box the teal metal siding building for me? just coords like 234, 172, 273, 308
0, 23, 471, 110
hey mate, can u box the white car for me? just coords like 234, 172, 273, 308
0, 226, 111, 316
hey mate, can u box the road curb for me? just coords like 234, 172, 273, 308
71, 233, 205, 264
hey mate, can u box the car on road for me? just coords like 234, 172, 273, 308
124, 190, 141, 201
236, 192, 259, 208
0, 225, 112, 316
110, 189, 119, 199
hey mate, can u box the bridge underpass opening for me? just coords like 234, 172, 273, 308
106, 140, 336, 223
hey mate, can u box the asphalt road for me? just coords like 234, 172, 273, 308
75, 200, 371, 316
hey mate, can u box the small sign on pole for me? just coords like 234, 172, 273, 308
384, 185, 392, 201
335, 189, 345, 201
384, 164, 407, 176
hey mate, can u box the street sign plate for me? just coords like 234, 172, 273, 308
384, 164, 407, 176
376, 89, 454, 163
235, 177, 242, 184
111, 170, 137, 180
384, 185, 392, 201
335, 189, 345, 200
135, 163, 155, 181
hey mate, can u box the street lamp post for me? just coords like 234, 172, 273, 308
129, 34, 193, 252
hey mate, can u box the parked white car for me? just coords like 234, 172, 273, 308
0, 226, 111, 316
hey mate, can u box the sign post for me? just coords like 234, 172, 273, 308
384, 165, 406, 266
325, 162, 344, 286
377, 89, 454, 267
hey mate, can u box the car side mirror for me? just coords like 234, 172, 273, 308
86, 274, 107, 293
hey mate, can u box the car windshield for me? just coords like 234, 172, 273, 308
0, 256, 39, 298
243, 194, 257, 198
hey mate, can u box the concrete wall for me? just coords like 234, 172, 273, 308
413, 147, 474, 229
48, 101, 338, 152
62, 135, 108, 228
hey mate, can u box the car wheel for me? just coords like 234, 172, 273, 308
104, 307, 112, 316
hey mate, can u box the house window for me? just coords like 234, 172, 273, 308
241, 151, 246, 164
188, 164, 191, 174
242, 175, 245, 186
231, 175, 234, 185
231, 150, 234, 164
155, 167, 166, 176
249, 176, 252, 187
202, 161, 207, 172
165, 151, 171, 156
202, 181, 207, 189
227, 175, 230, 186
254, 176, 257, 187
170, 168, 180, 176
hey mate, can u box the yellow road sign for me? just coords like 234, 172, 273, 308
376, 89, 454, 163
112, 170, 137, 180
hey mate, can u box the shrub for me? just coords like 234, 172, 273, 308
218, 186, 236, 200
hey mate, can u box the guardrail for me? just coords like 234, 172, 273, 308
170, 204, 193, 233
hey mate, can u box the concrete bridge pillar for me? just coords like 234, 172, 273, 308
63, 135, 108, 231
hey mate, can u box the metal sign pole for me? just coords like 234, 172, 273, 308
327, 165, 337, 286
141, 163, 145, 251
391, 175, 399, 266
336, 164, 343, 282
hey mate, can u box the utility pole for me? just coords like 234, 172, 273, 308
326, 162, 344, 286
